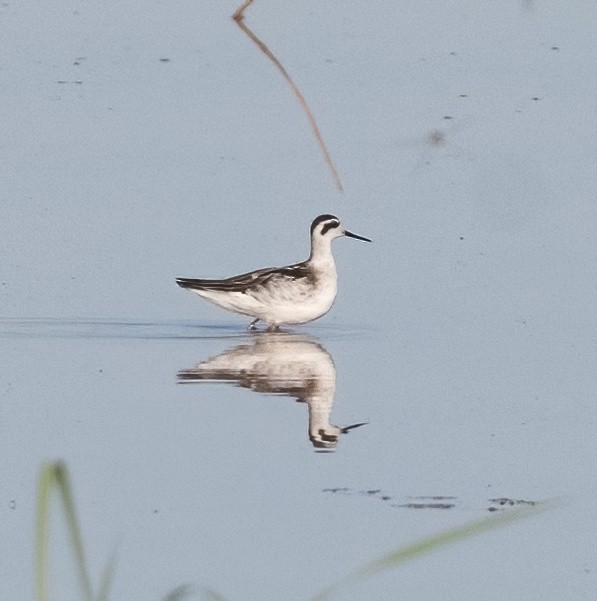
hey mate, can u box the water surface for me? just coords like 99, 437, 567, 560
1, 0, 596, 599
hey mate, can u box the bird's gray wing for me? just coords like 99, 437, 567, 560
176, 263, 311, 292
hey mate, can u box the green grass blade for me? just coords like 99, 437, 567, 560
311, 500, 558, 601
94, 549, 118, 601
162, 584, 228, 601
52, 462, 94, 601
35, 463, 54, 601
34, 461, 101, 601
198, 589, 229, 601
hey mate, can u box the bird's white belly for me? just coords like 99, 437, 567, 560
192, 272, 337, 326
258, 274, 337, 325
262, 291, 335, 324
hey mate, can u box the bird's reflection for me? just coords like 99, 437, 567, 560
178, 333, 366, 450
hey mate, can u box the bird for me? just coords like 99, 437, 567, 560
176, 214, 371, 330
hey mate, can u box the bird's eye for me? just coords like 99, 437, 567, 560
321, 220, 340, 236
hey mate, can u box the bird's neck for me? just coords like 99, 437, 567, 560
309, 237, 335, 268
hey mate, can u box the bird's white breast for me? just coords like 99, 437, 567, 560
258, 263, 337, 325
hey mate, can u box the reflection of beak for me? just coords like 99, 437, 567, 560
344, 229, 372, 243
340, 422, 368, 433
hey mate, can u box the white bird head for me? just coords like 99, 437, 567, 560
310, 214, 371, 243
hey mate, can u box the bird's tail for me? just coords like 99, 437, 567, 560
176, 278, 205, 290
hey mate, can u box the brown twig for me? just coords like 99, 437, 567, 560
233, 0, 343, 192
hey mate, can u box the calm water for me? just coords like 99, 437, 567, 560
1, 0, 596, 599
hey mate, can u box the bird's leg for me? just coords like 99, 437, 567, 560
248, 318, 260, 331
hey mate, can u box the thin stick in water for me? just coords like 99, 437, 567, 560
232, 0, 344, 192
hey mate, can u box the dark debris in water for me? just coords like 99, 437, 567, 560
395, 502, 455, 510
324, 488, 537, 512
428, 130, 446, 146
323, 487, 457, 510
487, 498, 537, 512
410, 495, 458, 500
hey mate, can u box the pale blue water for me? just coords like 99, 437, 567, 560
1, 0, 596, 600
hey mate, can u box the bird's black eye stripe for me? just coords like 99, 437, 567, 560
321, 220, 340, 236
310, 214, 338, 235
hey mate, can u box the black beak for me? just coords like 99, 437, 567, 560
344, 230, 372, 242
340, 422, 369, 433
